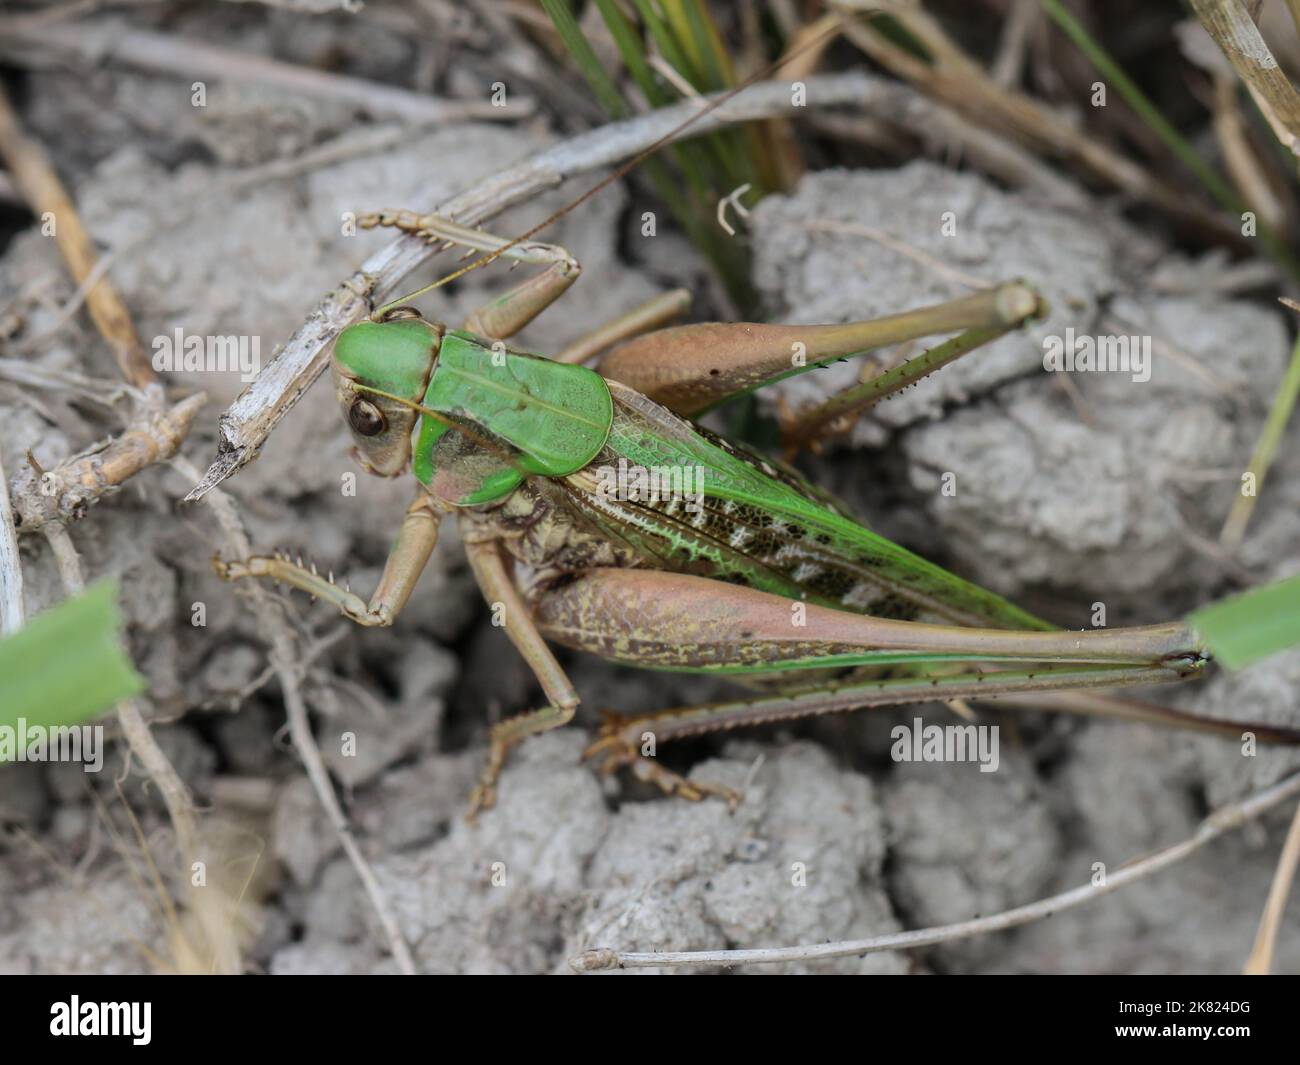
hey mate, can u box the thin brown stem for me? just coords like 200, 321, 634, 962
1243, 799, 1300, 974
0, 83, 154, 387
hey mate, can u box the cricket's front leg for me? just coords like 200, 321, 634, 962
461, 537, 580, 820
358, 210, 580, 340
215, 491, 444, 626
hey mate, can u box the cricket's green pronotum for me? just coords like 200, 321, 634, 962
216, 208, 1300, 817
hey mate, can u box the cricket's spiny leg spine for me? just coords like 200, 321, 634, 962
214, 492, 444, 627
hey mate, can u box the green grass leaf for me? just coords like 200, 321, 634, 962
1188, 574, 1300, 670
543, 0, 759, 308
541, 0, 628, 118
0, 580, 145, 753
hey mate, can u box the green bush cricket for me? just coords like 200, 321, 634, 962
214, 206, 1300, 819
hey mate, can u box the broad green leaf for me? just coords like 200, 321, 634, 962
1188, 574, 1300, 670
0, 580, 144, 755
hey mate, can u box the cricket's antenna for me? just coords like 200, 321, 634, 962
373, 14, 857, 318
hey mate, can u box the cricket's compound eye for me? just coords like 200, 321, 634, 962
348, 398, 387, 437
332, 316, 443, 477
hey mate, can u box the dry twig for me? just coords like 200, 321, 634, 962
1190, 0, 1300, 163
0, 450, 22, 633
0, 82, 153, 387
10, 393, 206, 535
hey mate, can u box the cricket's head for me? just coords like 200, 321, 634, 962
332, 311, 444, 477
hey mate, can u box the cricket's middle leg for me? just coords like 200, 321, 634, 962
461, 536, 580, 819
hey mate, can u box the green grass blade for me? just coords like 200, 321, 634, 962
544, 0, 758, 307
1221, 328, 1300, 548
591, 0, 722, 197
0, 579, 145, 749
595, 0, 669, 106
664, 0, 762, 192
541, 0, 628, 118
1188, 574, 1300, 670
634, 0, 697, 86
669, 0, 731, 92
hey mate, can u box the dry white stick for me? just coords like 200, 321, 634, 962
171, 455, 418, 975
1189, 0, 1300, 161
185, 71, 890, 500
1243, 798, 1300, 974
0, 450, 23, 633
571, 767, 1300, 971
0, 20, 531, 125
